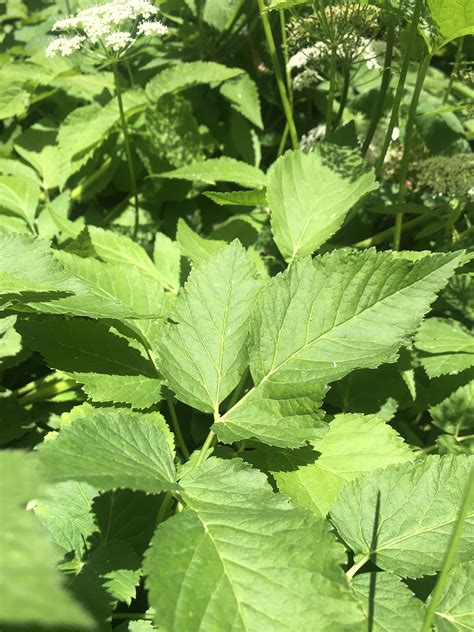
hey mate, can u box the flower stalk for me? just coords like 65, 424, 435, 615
112, 62, 140, 238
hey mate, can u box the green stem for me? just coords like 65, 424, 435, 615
325, 46, 338, 138
375, 0, 425, 177
353, 213, 428, 248
112, 613, 152, 620
257, 0, 299, 149
443, 37, 463, 104
112, 62, 140, 239
195, 429, 216, 468
167, 399, 190, 459
70, 156, 113, 200
279, 9, 293, 105
277, 122, 289, 158
392, 53, 431, 250
346, 554, 370, 581
18, 379, 78, 406
362, 12, 396, 155
157, 491, 174, 523
333, 64, 351, 129
421, 466, 474, 632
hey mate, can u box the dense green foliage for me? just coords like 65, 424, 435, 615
0, 0, 473, 630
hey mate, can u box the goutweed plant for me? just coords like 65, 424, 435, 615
0, 0, 473, 630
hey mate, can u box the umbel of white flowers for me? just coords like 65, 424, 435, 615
46, 0, 168, 58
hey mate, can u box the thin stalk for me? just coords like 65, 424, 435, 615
362, 12, 396, 155
346, 554, 370, 581
71, 156, 113, 200
112, 613, 152, 620
257, 0, 299, 149
421, 466, 474, 632
353, 213, 428, 248
325, 46, 338, 138
167, 399, 190, 460
65, 0, 71, 13
154, 491, 174, 529
279, 9, 293, 105
333, 65, 351, 129
443, 37, 463, 104
14, 374, 58, 397
18, 379, 78, 406
277, 122, 289, 158
392, 53, 431, 250
195, 429, 217, 468
375, 0, 425, 177
112, 62, 140, 239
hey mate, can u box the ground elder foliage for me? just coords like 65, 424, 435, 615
0, 0, 473, 630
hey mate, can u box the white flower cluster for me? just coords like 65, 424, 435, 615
46, 0, 168, 58
287, 43, 328, 71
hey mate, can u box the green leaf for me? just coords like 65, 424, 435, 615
0, 233, 82, 305
66, 540, 142, 622
145, 61, 242, 101
352, 572, 426, 631
176, 218, 226, 265
202, 0, 243, 30
159, 157, 267, 188
0, 78, 30, 120
18, 317, 162, 408
26, 250, 168, 320
0, 451, 92, 627
331, 455, 474, 578
220, 74, 263, 128
204, 188, 267, 207
430, 380, 474, 435
251, 414, 413, 517
35, 480, 98, 558
153, 232, 181, 293
268, 145, 377, 260
433, 562, 474, 631
416, 318, 474, 378
427, 0, 474, 47
39, 407, 178, 493
58, 91, 147, 162
0, 175, 40, 229
156, 241, 261, 412
217, 250, 463, 447
93, 489, 162, 556
144, 457, 364, 631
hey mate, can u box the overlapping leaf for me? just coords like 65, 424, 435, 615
217, 249, 463, 447
331, 455, 474, 577
433, 562, 474, 631
144, 457, 364, 631
415, 318, 474, 378
352, 572, 426, 631
248, 414, 413, 516
39, 408, 178, 493
0, 451, 91, 628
